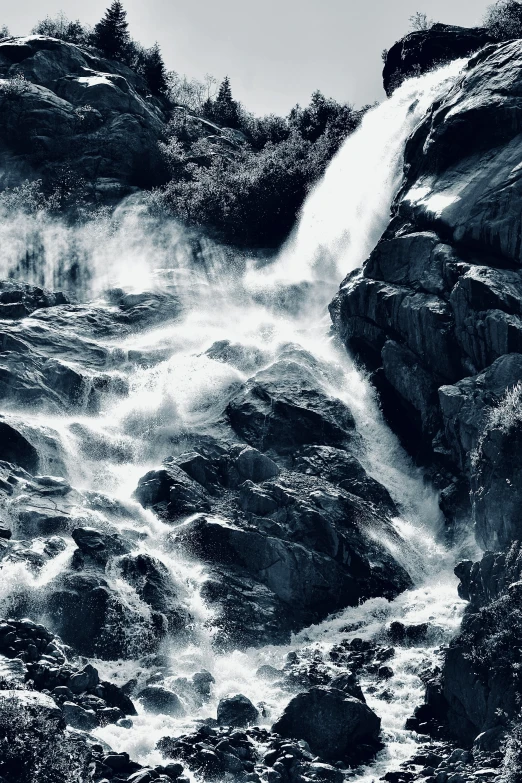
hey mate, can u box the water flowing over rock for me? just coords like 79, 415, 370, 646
383, 24, 494, 96
331, 37, 522, 550
0, 32, 515, 783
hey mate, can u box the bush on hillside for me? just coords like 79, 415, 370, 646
484, 0, 522, 39
32, 12, 89, 44
153, 88, 366, 246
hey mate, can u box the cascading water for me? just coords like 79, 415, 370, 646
0, 58, 474, 779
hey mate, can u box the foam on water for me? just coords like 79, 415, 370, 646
0, 58, 470, 778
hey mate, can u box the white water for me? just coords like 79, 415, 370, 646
0, 60, 472, 779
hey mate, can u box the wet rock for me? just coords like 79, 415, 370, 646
68, 663, 99, 694
227, 360, 356, 454
205, 339, 267, 373
175, 451, 220, 493
71, 526, 131, 566
383, 24, 494, 95
138, 686, 185, 717
0, 280, 68, 319
45, 571, 162, 659
0, 421, 39, 473
118, 552, 192, 636
192, 670, 214, 699
294, 445, 398, 515
134, 459, 211, 519
272, 686, 381, 761
256, 665, 283, 681
234, 446, 280, 483
330, 672, 365, 702
217, 694, 259, 727
62, 700, 98, 730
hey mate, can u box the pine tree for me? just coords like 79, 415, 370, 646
142, 43, 168, 96
213, 76, 240, 129
91, 1, 130, 60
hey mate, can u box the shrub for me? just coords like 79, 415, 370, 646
484, 0, 522, 39
154, 92, 365, 247
409, 11, 434, 31
31, 12, 89, 44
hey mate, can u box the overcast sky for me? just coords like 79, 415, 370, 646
2, 0, 493, 114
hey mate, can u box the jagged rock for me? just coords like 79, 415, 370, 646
134, 459, 211, 519
383, 24, 494, 95
227, 360, 357, 453
71, 526, 131, 566
0, 36, 166, 192
62, 701, 98, 730
329, 672, 365, 702
118, 552, 192, 636
68, 664, 99, 694
0, 280, 68, 318
138, 685, 185, 717
217, 694, 259, 727
45, 570, 162, 659
0, 421, 39, 472
205, 339, 267, 373
174, 451, 220, 492
331, 37, 522, 547
294, 445, 398, 515
272, 686, 381, 760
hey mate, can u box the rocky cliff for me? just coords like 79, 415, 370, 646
332, 30, 522, 761
0, 35, 168, 199
332, 37, 522, 549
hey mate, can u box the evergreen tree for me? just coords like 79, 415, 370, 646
213, 76, 241, 128
91, 1, 130, 60
142, 42, 168, 96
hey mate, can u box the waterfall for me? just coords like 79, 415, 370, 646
0, 59, 469, 778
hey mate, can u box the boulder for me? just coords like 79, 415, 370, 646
138, 686, 185, 717
0, 36, 166, 194
62, 701, 98, 730
383, 24, 494, 95
118, 552, 192, 636
0, 421, 39, 472
217, 694, 259, 727
134, 460, 211, 519
227, 360, 356, 453
44, 571, 162, 659
0, 280, 68, 318
234, 445, 280, 483
272, 687, 381, 760
71, 526, 131, 566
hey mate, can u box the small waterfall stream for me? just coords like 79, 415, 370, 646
0, 59, 473, 779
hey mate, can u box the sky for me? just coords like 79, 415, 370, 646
1, 0, 494, 115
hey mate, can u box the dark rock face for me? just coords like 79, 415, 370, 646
331, 39, 522, 547
383, 24, 494, 96
0, 36, 167, 195
217, 694, 259, 727
226, 360, 357, 453
163, 458, 412, 646
440, 544, 522, 745
272, 686, 381, 761
138, 686, 185, 717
